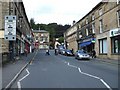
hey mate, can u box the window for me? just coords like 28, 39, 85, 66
99, 19, 103, 33
99, 8, 102, 16
86, 28, 88, 36
86, 18, 88, 24
99, 39, 108, 54
117, 10, 120, 27
112, 37, 120, 54
92, 14, 95, 21
117, 0, 120, 4
92, 23, 95, 34
41, 34, 43, 36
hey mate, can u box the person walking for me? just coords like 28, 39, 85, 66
54, 39, 60, 55
24, 48, 28, 57
92, 50, 96, 58
45, 49, 50, 55
9, 47, 15, 62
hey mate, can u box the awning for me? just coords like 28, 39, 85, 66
80, 41, 92, 47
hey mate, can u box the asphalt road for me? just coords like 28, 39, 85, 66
11, 50, 118, 89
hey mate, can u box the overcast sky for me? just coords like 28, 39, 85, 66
23, 0, 102, 25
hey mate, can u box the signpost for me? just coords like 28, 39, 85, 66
4, 15, 16, 41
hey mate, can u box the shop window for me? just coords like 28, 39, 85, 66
112, 38, 120, 54
99, 39, 108, 54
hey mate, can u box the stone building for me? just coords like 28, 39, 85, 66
64, 1, 120, 60
33, 30, 50, 49
64, 24, 78, 53
0, 0, 32, 62
94, 2, 120, 60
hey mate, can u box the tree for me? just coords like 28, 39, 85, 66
58, 37, 64, 43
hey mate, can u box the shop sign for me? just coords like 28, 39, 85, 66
83, 38, 96, 43
110, 28, 120, 37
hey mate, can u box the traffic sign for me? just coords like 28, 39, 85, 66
4, 15, 16, 41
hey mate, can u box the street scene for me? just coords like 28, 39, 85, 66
0, 0, 120, 90
3, 50, 119, 89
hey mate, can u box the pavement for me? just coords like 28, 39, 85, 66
92, 57, 119, 65
1, 50, 119, 89
2, 51, 36, 89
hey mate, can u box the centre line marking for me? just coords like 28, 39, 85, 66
100, 79, 112, 90
63, 61, 112, 90
68, 63, 78, 68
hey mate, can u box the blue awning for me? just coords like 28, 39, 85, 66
80, 41, 92, 47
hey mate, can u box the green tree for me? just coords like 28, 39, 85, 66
58, 37, 64, 43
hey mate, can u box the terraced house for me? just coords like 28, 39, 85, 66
64, 1, 120, 60
0, 0, 33, 62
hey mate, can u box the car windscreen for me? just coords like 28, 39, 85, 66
78, 50, 86, 54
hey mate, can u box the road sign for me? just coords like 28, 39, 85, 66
4, 15, 16, 41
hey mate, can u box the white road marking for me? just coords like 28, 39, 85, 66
17, 68, 30, 89
17, 82, 21, 90
68, 63, 78, 68
78, 67, 82, 73
80, 72, 100, 79
67, 62, 69, 65
64, 61, 112, 90
100, 79, 112, 90
29, 52, 37, 65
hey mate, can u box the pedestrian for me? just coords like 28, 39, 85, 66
24, 48, 28, 57
92, 50, 96, 58
46, 49, 50, 55
71, 48, 74, 54
54, 49, 58, 55
9, 47, 14, 62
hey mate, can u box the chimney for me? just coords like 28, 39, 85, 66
73, 20, 76, 25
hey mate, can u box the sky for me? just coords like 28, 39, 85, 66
23, 0, 102, 25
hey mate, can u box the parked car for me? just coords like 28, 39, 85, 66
65, 49, 74, 56
60, 49, 66, 55
58, 45, 65, 54
75, 50, 90, 60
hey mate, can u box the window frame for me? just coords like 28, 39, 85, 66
99, 38, 108, 54
99, 19, 103, 33
99, 8, 102, 16
117, 10, 120, 27
92, 22, 95, 34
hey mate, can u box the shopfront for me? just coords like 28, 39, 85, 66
110, 28, 120, 54
79, 38, 96, 53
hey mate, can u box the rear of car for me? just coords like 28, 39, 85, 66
75, 50, 90, 60
65, 49, 74, 56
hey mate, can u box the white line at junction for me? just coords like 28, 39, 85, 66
17, 68, 30, 89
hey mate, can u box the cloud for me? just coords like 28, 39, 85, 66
23, 0, 102, 25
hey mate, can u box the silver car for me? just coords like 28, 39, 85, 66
75, 50, 90, 60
